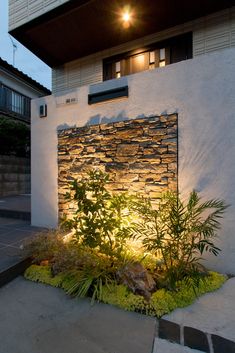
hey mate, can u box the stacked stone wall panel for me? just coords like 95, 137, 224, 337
58, 114, 178, 218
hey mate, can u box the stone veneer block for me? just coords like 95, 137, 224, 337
212, 334, 235, 353
57, 114, 178, 218
184, 326, 209, 352
158, 318, 180, 344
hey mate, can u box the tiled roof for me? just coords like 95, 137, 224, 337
0, 57, 51, 96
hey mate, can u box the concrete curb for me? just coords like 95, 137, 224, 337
0, 257, 31, 288
0, 209, 31, 221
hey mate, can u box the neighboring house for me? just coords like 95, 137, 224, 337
0, 57, 50, 196
0, 57, 50, 123
9, 1, 235, 274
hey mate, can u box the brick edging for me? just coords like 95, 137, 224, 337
156, 318, 235, 353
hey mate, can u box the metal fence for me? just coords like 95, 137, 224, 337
0, 84, 31, 122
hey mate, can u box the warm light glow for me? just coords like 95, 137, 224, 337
159, 61, 166, 67
63, 231, 74, 243
122, 11, 131, 22
135, 53, 145, 65
120, 6, 133, 28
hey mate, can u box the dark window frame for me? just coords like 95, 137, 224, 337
103, 32, 192, 81
0, 82, 31, 121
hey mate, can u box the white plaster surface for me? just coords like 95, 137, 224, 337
31, 47, 235, 273
153, 338, 204, 353
164, 278, 235, 342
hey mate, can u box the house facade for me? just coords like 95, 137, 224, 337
9, 1, 235, 274
0, 57, 50, 123
0, 57, 50, 196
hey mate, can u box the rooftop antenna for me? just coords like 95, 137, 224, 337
9, 35, 17, 67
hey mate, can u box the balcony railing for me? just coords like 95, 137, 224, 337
0, 84, 31, 122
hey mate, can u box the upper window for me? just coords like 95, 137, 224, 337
103, 33, 192, 81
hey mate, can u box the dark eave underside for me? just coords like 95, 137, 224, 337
9, 0, 235, 67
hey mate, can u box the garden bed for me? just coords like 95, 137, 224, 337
23, 170, 228, 318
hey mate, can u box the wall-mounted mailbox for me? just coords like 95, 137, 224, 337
88, 86, 129, 105
39, 104, 47, 118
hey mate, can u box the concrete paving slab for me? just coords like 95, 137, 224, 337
0, 277, 156, 353
0, 251, 21, 271
163, 278, 235, 342
153, 338, 204, 353
0, 229, 34, 245
0, 217, 44, 286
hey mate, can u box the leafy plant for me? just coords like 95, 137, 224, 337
0, 117, 30, 157
54, 248, 119, 304
63, 170, 133, 257
131, 191, 228, 289
62, 268, 114, 304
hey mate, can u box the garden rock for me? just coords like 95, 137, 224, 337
117, 262, 156, 300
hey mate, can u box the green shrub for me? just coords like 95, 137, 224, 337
23, 230, 66, 264
65, 270, 114, 304
59, 251, 117, 304
131, 191, 228, 289
0, 117, 30, 157
63, 170, 133, 257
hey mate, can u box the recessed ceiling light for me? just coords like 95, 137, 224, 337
120, 6, 133, 28
122, 11, 131, 23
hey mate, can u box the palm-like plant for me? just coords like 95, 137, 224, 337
131, 191, 228, 289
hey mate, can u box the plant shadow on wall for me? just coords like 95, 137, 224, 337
57, 111, 127, 132
24, 170, 229, 317
86, 111, 127, 126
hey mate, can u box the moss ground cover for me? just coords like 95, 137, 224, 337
24, 265, 226, 317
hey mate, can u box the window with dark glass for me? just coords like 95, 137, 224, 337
103, 33, 192, 81
0, 83, 31, 120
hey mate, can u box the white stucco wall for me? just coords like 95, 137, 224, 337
31, 48, 235, 274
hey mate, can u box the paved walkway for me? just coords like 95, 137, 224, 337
0, 195, 234, 352
0, 277, 156, 353
0, 217, 41, 274
1, 276, 235, 353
